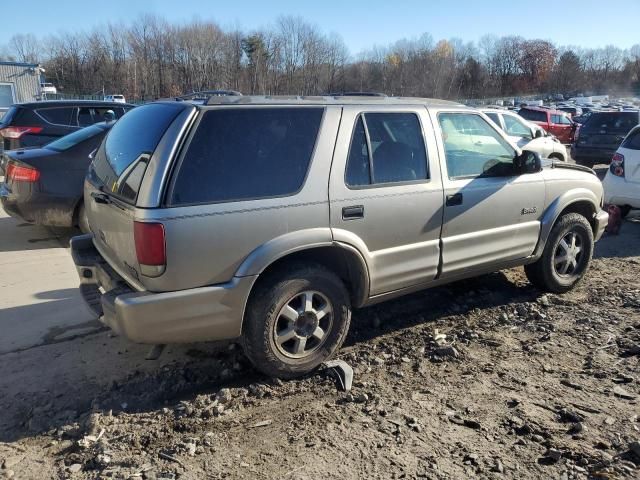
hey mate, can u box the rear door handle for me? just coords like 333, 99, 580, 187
446, 193, 463, 207
91, 192, 111, 205
342, 205, 364, 220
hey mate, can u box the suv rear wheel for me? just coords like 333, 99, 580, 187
525, 213, 594, 293
242, 264, 351, 378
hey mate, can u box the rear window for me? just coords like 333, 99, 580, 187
87, 103, 182, 203
169, 107, 324, 205
37, 107, 75, 125
518, 109, 547, 123
46, 124, 106, 152
583, 112, 639, 132
622, 128, 640, 150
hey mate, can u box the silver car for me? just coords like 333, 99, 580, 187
480, 108, 569, 162
71, 96, 608, 378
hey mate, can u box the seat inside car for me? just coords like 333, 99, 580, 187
372, 141, 418, 183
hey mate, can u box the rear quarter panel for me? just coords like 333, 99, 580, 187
137, 106, 342, 292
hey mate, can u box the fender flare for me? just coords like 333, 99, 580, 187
234, 228, 372, 307
533, 188, 599, 258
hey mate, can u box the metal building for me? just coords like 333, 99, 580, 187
0, 61, 42, 118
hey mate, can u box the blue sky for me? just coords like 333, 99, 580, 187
3, 0, 639, 54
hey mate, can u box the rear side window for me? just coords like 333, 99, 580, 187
345, 112, 428, 187
37, 107, 74, 125
169, 107, 324, 205
87, 103, 182, 203
519, 109, 547, 123
622, 129, 640, 150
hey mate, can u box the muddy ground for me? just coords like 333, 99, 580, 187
1, 213, 639, 479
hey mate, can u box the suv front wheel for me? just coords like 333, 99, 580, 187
242, 264, 351, 378
525, 213, 594, 293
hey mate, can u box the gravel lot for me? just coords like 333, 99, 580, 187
0, 175, 639, 480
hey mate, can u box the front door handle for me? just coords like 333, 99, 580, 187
342, 205, 364, 220
446, 193, 463, 207
91, 192, 111, 205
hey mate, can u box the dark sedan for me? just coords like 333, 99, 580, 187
0, 121, 113, 231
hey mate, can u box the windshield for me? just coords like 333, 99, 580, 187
583, 112, 639, 132
46, 124, 107, 152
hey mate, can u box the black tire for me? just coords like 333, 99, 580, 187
77, 203, 90, 234
525, 213, 594, 293
619, 205, 631, 219
548, 153, 564, 162
242, 263, 351, 379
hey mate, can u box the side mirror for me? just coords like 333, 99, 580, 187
534, 129, 544, 139
104, 110, 116, 122
514, 150, 542, 174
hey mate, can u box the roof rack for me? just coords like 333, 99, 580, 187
328, 91, 387, 97
176, 90, 243, 102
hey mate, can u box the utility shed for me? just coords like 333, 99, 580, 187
0, 61, 41, 118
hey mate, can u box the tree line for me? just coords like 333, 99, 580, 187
2, 15, 639, 101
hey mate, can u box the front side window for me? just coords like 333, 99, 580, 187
93, 107, 123, 121
345, 112, 428, 187
504, 114, 533, 139
552, 114, 572, 125
439, 113, 516, 179
169, 107, 324, 205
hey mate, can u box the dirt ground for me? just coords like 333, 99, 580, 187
1, 214, 639, 479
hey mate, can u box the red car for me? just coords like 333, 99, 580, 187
518, 107, 577, 144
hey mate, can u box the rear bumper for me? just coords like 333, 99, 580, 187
0, 183, 76, 227
602, 173, 640, 209
571, 145, 616, 164
70, 234, 256, 344
594, 209, 609, 241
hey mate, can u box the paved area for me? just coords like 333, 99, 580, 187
0, 208, 100, 354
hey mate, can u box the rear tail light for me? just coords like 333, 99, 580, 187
134, 221, 166, 277
0, 126, 43, 139
610, 153, 625, 177
5, 161, 40, 183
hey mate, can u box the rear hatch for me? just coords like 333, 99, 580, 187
84, 102, 187, 289
618, 127, 640, 184
577, 112, 639, 150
